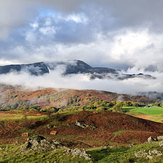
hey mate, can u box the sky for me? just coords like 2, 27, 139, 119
0, 0, 163, 93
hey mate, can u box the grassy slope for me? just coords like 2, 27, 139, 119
88, 142, 163, 163
0, 111, 47, 121
0, 145, 90, 163
123, 107, 163, 123
1, 142, 163, 163
130, 107, 163, 115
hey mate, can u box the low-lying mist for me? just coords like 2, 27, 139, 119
0, 66, 162, 95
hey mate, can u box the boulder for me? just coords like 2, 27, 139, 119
64, 148, 91, 160
157, 136, 163, 141
159, 141, 163, 147
147, 136, 157, 143
135, 149, 162, 160
75, 121, 96, 130
75, 121, 89, 129
23, 135, 62, 152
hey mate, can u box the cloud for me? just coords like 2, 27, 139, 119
0, 0, 36, 39
1, 29, 162, 71
0, 66, 162, 94
0, 0, 163, 94
1, 0, 163, 38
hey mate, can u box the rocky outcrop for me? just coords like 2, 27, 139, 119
64, 148, 91, 160
157, 136, 163, 141
147, 136, 158, 143
159, 141, 163, 147
135, 149, 162, 160
147, 136, 163, 143
23, 136, 62, 152
75, 121, 96, 130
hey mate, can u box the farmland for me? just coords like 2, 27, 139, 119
123, 106, 163, 123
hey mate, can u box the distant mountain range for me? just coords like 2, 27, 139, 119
0, 60, 155, 80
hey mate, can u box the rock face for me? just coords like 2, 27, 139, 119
24, 136, 62, 152
64, 148, 91, 160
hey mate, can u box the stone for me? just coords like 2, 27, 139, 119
75, 121, 89, 129
75, 121, 96, 130
23, 135, 62, 152
135, 150, 147, 158
64, 148, 91, 160
157, 136, 163, 141
159, 141, 163, 147
47, 124, 55, 129
147, 136, 157, 143
135, 149, 162, 160
148, 149, 162, 157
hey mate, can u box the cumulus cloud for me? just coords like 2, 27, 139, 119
1, 29, 163, 71
1, 0, 163, 38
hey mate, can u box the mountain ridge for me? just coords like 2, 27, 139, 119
0, 60, 155, 80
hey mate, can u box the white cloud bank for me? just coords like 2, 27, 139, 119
0, 66, 162, 94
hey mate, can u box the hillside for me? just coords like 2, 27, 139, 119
0, 85, 162, 162
0, 84, 153, 111
0, 110, 163, 163
0, 111, 163, 146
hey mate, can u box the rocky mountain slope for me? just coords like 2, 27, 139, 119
0, 60, 155, 80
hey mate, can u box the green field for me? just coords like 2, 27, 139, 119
122, 107, 163, 122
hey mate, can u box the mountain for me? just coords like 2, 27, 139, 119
0, 60, 155, 80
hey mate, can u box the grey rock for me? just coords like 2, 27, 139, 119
75, 121, 89, 129
23, 136, 62, 152
135, 149, 162, 160
159, 141, 163, 147
157, 136, 163, 141
64, 148, 91, 160
147, 136, 157, 143
75, 120, 96, 130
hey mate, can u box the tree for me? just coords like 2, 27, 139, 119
112, 102, 123, 112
